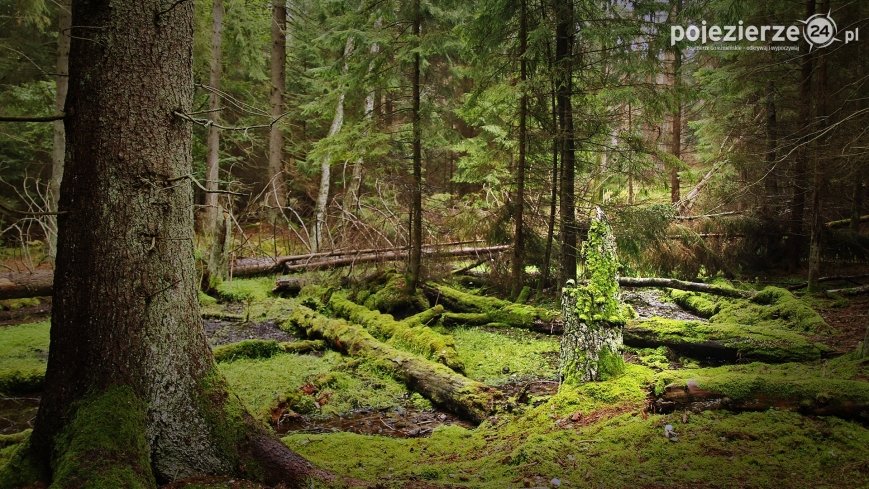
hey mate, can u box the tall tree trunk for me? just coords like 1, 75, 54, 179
267, 0, 287, 210
789, 0, 815, 268
764, 80, 777, 216
346, 19, 381, 215
312, 37, 354, 253
202, 0, 224, 234
511, 0, 528, 299
27, 3, 319, 486
47, 0, 71, 262
556, 0, 576, 287
807, 0, 829, 292
852, 167, 865, 232
407, 0, 423, 291
669, 13, 681, 205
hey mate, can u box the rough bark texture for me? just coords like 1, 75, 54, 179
288, 305, 501, 423
267, 0, 287, 209
47, 0, 71, 262
408, 0, 423, 291
669, 2, 682, 205
28, 3, 317, 486
202, 0, 224, 234
559, 209, 624, 384
556, 0, 576, 286
510, 0, 528, 298
807, 0, 828, 292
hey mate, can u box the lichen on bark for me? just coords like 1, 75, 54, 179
559, 207, 625, 384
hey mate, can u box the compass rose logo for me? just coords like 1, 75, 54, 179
800, 12, 839, 50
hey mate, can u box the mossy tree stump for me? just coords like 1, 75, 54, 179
560, 208, 626, 384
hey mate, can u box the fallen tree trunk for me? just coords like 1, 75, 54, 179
0, 270, 53, 300
232, 240, 486, 277
286, 305, 502, 423
327, 294, 464, 372
653, 377, 869, 422
624, 318, 831, 363
826, 284, 869, 296
282, 245, 509, 273
673, 211, 741, 221
787, 273, 869, 291
423, 282, 561, 333
615, 277, 754, 299
826, 214, 868, 229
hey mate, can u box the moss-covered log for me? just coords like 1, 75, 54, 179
616, 277, 754, 299
286, 305, 502, 423
328, 294, 464, 372
212, 339, 325, 363
652, 361, 869, 422
423, 282, 559, 332
402, 304, 445, 326
625, 317, 832, 363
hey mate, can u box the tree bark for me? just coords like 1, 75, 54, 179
669, 0, 682, 205
807, 0, 828, 292
312, 37, 354, 253
288, 305, 502, 423
267, 0, 287, 210
763, 80, 778, 216
47, 0, 71, 262
556, 0, 576, 287
202, 0, 224, 234
788, 0, 815, 268
0, 270, 53, 300
407, 0, 423, 292
27, 3, 321, 486
510, 0, 528, 299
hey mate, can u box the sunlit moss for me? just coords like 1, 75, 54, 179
451, 327, 559, 385
0, 321, 48, 394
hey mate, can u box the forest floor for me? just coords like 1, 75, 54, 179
0, 269, 867, 488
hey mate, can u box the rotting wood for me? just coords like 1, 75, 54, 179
653, 378, 869, 422
825, 285, 869, 296
286, 304, 502, 423
615, 277, 755, 299
0, 270, 53, 300
327, 293, 465, 372
826, 214, 868, 229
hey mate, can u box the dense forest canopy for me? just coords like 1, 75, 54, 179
0, 0, 867, 487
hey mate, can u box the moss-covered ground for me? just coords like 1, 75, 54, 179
0, 276, 867, 488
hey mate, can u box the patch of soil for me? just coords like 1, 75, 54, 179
203, 319, 297, 346
556, 403, 638, 428
0, 395, 40, 434
0, 298, 51, 326
622, 290, 706, 321
815, 294, 869, 353
272, 407, 474, 438
499, 379, 559, 405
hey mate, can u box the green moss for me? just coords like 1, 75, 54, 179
329, 293, 463, 371
627, 316, 831, 363
654, 354, 869, 403
52, 385, 155, 488
0, 297, 40, 311
451, 327, 559, 385
213, 278, 275, 303
198, 290, 218, 307
669, 289, 720, 318
0, 321, 48, 394
297, 284, 332, 311
626, 346, 671, 371
363, 274, 429, 316
0, 438, 46, 488
430, 283, 557, 328
212, 339, 283, 363
220, 351, 414, 420
713, 286, 828, 333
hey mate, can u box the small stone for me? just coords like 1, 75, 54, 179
551, 478, 561, 487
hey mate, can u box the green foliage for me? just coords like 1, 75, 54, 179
213, 278, 274, 303
0, 321, 48, 394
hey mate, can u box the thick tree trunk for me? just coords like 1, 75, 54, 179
788, 0, 815, 267
312, 37, 354, 253
763, 80, 778, 216
408, 0, 423, 291
267, 0, 287, 209
807, 0, 828, 292
556, 0, 576, 286
202, 0, 224, 234
288, 305, 502, 423
511, 0, 528, 298
26, 3, 320, 486
47, 0, 71, 262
